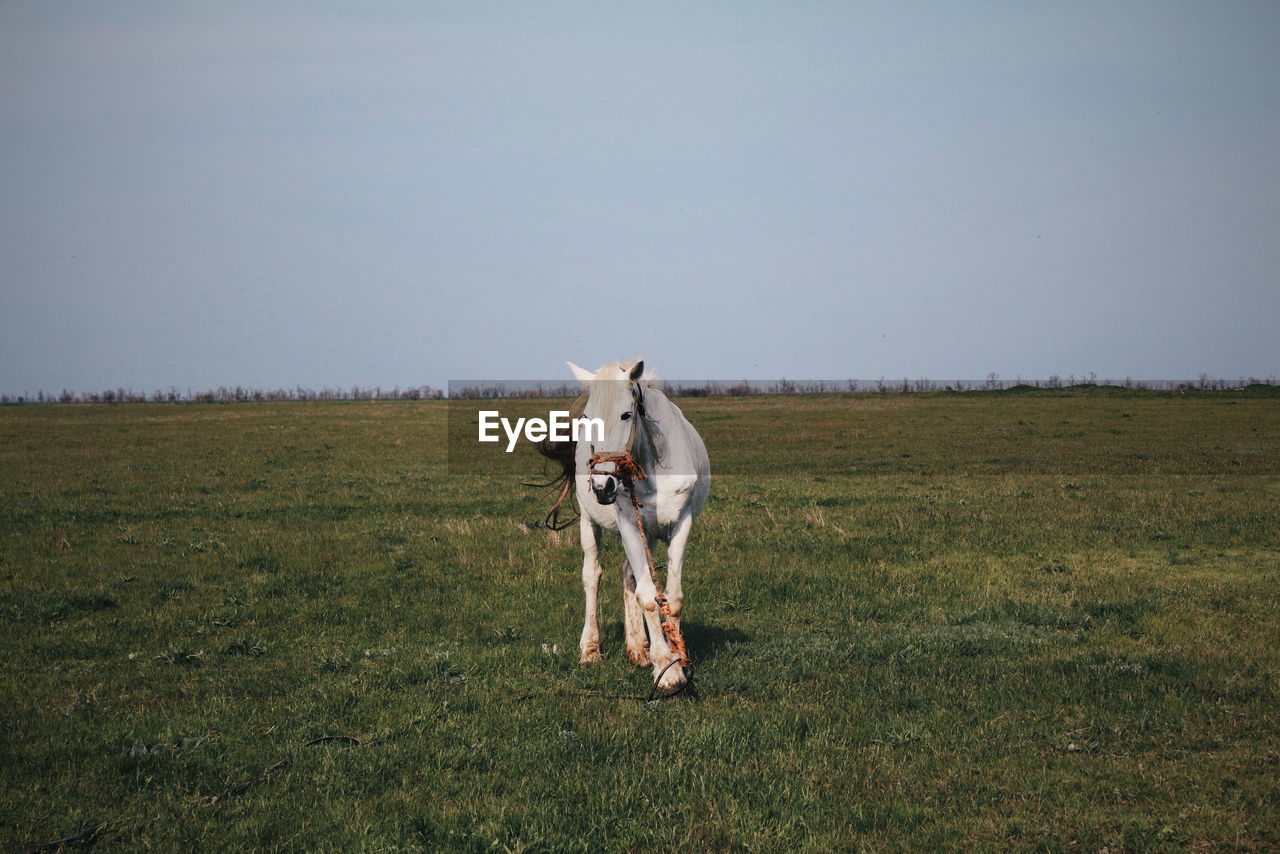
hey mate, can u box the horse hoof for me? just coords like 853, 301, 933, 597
579, 645, 601, 664
626, 645, 651, 667
652, 667, 688, 697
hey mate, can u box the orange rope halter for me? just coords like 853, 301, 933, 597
588, 450, 690, 668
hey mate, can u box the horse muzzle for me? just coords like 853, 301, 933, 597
591, 474, 618, 505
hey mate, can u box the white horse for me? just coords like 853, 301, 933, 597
565, 358, 711, 694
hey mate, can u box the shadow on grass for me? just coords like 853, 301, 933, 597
600, 620, 748, 661
682, 620, 749, 660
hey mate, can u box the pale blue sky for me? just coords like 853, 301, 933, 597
2, 2, 1277, 394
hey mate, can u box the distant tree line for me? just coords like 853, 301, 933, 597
2, 374, 1274, 404
449, 374, 1276, 399
0, 385, 444, 405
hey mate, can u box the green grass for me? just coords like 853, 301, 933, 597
2, 391, 1278, 851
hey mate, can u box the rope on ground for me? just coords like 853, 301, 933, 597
199, 755, 291, 805
304, 718, 427, 750
19, 821, 110, 854
19, 814, 159, 854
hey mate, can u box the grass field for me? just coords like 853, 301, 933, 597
2, 389, 1278, 851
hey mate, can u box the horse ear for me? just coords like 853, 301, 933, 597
629, 360, 645, 382
567, 361, 595, 385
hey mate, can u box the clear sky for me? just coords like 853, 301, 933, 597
2, 2, 1277, 395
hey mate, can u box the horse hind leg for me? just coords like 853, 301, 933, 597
664, 511, 693, 621
620, 558, 650, 666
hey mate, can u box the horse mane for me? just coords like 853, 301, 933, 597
636, 383, 667, 467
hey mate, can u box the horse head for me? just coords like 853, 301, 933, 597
568, 358, 646, 506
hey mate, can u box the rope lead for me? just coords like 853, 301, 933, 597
588, 451, 690, 672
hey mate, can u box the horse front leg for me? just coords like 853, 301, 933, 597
578, 516, 603, 663
620, 557, 650, 666
617, 505, 687, 694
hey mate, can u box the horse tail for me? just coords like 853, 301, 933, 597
526, 392, 586, 530
530, 438, 577, 530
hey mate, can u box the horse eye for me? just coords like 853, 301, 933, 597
620, 412, 632, 421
